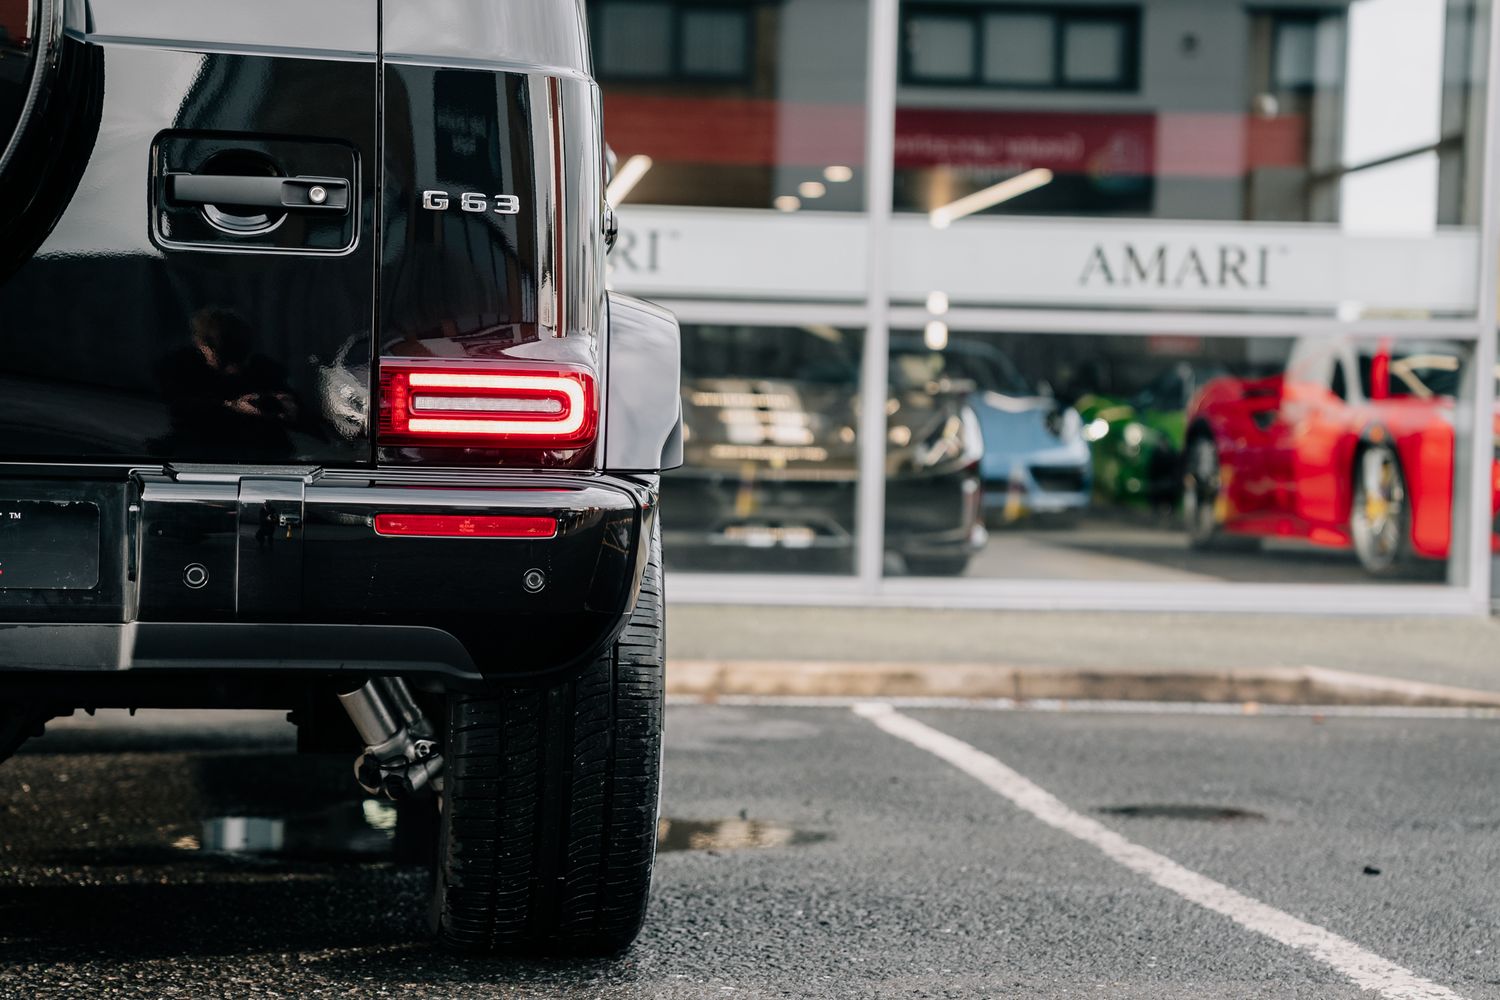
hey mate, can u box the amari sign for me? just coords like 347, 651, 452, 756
889, 218, 1480, 314
1078, 242, 1278, 291
610, 207, 1482, 316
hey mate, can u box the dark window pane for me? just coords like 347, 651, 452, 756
681, 8, 749, 78
908, 15, 977, 81
1061, 18, 1127, 86
983, 13, 1054, 85
1273, 19, 1318, 90
599, 2, 674, 78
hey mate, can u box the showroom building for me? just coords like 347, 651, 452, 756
594, 0, 1500, 614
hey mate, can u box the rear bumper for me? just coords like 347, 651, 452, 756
0, 466, 656, 687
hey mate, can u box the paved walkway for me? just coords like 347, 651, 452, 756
668, 606, 1500, 695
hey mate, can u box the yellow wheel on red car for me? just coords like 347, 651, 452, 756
1351, 444, 1410, 576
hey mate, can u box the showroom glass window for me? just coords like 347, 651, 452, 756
588, 0, 871, 212
886, 329, 1484, 586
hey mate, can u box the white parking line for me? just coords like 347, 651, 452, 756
853, 701, 1467, 1000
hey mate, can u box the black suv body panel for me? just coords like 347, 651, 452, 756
0, 0, 680, 695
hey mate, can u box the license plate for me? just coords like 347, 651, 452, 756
0, 500, 101, 590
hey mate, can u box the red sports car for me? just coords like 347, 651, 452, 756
1183, 338, 1500, 576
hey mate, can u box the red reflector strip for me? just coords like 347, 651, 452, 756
373, 514, 558, 539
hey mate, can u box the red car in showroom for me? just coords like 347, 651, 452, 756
1183, 338, 1500, 576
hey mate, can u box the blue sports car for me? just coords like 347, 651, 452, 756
890, 338, 1092, 524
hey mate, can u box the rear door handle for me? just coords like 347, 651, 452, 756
167, 174, 351, 212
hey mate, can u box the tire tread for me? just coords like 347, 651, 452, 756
435, 519, 664, 955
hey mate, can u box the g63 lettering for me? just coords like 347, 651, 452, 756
421, 190, 521, 215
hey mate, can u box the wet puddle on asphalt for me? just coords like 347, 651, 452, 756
1096, 804, 1266, 822
656, 817, 830, 852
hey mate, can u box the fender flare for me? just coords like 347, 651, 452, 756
601, 291, 683, 472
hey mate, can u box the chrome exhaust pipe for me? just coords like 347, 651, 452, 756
337, 677, 443, 799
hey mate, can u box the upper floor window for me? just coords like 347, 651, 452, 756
592, 0, 754, 84
901, 4, 1140, 91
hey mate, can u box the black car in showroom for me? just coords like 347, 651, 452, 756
0, 0, 680, 955
665, 324, 985, 576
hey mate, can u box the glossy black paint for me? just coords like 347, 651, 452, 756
0, 500, 101, 590
0, 0, 39, 167
0, 465, 653, 682
0, 19, 378, 464
377, 65, 609, 469
1, 16, 104, 285
0, 479, 128, 617
302, 473, 651, 675
0, 0, 676, 699
604, 292, 684, 472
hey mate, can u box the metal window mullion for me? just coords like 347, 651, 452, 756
1461, 0, 1500, 609
857, 0, 900, 594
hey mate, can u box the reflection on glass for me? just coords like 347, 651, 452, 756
589, 0, 869, 211
663, 324, 986, 575
895, 0, 1486, 226
891, 334, 1089, 530
891, 331, 1492, 584
1187, 338, 1487, 576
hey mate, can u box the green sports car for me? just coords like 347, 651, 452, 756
1076, 363, 1224, 509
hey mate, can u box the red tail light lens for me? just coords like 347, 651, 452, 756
374, 513, 558, 538
378, 360, 598, 448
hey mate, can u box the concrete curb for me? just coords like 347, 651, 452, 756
665, 660, 1500, 708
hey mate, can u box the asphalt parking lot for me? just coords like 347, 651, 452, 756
1, 703, 1497, 999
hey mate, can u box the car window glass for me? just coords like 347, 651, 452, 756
1388, 352, 1461, 398
1330, 362, 1348, 400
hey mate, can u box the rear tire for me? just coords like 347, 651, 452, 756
1182, 435, 1223, 549
431, 518, 665, 956
1351, 444, 1410, 576
1181, 435, 1259, 552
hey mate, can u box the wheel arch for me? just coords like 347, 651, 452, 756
601, 292, 683, 473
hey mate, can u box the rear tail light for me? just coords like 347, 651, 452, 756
378, 360, 598, 449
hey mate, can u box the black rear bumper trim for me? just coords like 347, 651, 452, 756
0, 622, 483, 682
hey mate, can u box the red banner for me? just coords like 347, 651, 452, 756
603, 95, 1308, 179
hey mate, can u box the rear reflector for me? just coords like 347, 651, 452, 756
379, 360, 597, 448
374, 513, 558, 538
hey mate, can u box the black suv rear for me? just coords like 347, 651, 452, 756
0, 0, 681, 955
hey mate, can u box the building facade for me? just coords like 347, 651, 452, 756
595, 0, 1500, 614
